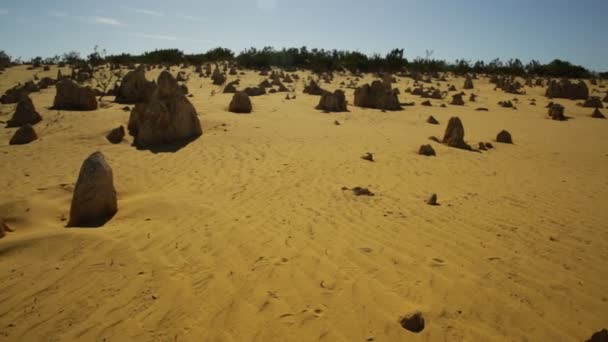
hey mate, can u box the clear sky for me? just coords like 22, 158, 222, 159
1, 0, 607, 71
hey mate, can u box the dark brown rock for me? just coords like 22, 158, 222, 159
591, 108, 605, 119
244, 86, 266, 97
545, 79, 589, 100
67, 152, 117, 227
115, 66, 157, 104
426, 194, 438, 205
463, 75, 474, 89
442, 117, 470, 150
585, 329, 608, 342
53, 79, 98, 110
6, 95, 42, 128
354, 80, 401, 111
106, 126, 125, 144
303, 80, 324, 95
496, 130, 513, 143
9, 124, 38, 145
450, 93, 464, 106
0, 81, 39, 104
418, 144, 436, 156
548, 103, 567, 121
229, 91, 252, 113
582, 96, 603, 108
316, 90, 347, 112
426, 115, 439, 124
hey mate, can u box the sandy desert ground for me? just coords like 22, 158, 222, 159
0, 65, 607, 341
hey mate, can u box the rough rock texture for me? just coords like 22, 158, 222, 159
496, 130, 513, 143
228, 91, 253, 113
316, 90, 347, 112
9, 124, 38, 145
106, 126, 125, 144
545, 79, 589, 100
427, 193, 438, 205
38, 77, 57, 89
128, 71, 202, 148
354, 80, 401, 111
418, 144, 436, 156
442, 117, 471, 150
6, 95, 42, 128
303, 80, 324, 95
53, 79, 98, 110
67, 152, 117, 227
115, 66, 157, 104
548, 103, 567, 121
0, 81, 39, 104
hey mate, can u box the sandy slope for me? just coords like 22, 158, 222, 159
0, 65, 607, 341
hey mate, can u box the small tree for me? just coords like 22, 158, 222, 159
90, 46, 121, 102
0, 50, 11, 68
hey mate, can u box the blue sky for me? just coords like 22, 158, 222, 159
1, 0, 607, 70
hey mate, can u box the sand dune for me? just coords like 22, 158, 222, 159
1, 65, 607, 341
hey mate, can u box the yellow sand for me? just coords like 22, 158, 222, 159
0, 65, 607, 341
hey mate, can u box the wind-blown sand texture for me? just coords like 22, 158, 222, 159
1, 65, 607, 341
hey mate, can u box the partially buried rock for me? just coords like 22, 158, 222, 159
67, 152, 117, 227
316, 90, 347, 112
106, 125, 125, 144
418, 144, 436, 156
0, 218, 13, 239
591, 108, 605, 119
6, 95, 42, 128
351, 187, 375, 196
485, 142, 494, 149
426, 193, 438, 205
478, 142, 487, 150
442, 117, 471, 150
9, 124, 38, 145
223, 80, 239, 93
545, 79, 588, 100
421, 100, 432, 106
361, 152, 374, 162
426, 115, 439, 124
53, 79, 98, 110
229, 91, 252, 113
496, 130, 513, 143
128, 71, 202, 148
244, 86, 266, 97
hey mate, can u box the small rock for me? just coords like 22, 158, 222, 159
418, 144, 436, 156
426, 194, 438, 205
361, 152, 374, 162
351, 187, 374, 196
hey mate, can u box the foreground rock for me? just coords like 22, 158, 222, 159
354, 80, 401, 111
106, 126, 125, 144
67, 152, 117, 227
53, 79, 98, 110
316, 90, 347, 112
545, 79, 588, 100
451, 93, 464, 105
496, 130, 513, 143
426, 115, 439, 124
442, 117, 471, 150
9, 124, 38, 145
585, 329, 608, 342
229, 91, 252, 113
128, 71, 202, 148
418, 144, 436, 156
115, 66, 157, 104
6, 95, 42, 128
